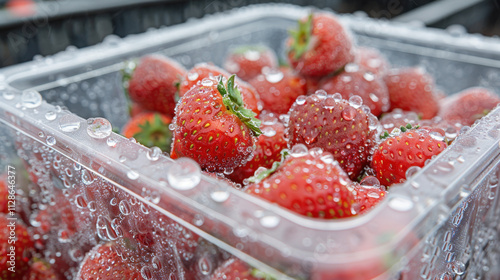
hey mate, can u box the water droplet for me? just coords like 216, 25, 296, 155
193, 214, 204, 226
290, 144, 308, 157
187, 71, 199, 81
57, 229, 71, 243
210, 190, 230, 203
21, 90, 42, 108
451, 261, 465, 275
110, 197, 117, 206
45, 111, 56, 121
434, 161, 454, 174
127, 170, 139, 180
261, 126, 277, 137
260, 215, 280, 228
75, 194, 88, 208
264, 69, 284, 83
46, 136, 56, 146
167, 158, 201, 191
332, 93, 342, 102
344, 63, 359, 73
59, 114, 81, 132
87, 118, 112, 139
295, 95, 306, 105
198, 256, 212, 275
429, 131, 445, 141
315, 90, 327, 99
201, 78, 214, 87
348, 95, 363, 108
88, 201, 97, 212
81, 169, 95, 185
388, 196, 414, 211
405, 165, 421, 178
244, 49, 261, 61
141, 266, 153, 280
119, 200, 131, 215
341, 107, 357, 121
147, 147, 162, 161
2, 91, 15, 100
152, 256, 162, 270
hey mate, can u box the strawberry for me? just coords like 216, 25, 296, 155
223, 45, 279, 81
121, 112, 172, 152
126, 54, 186, 117
384, 67, 439, 119
318, 63, 390, 117
23, 259, 59, 280
171, 75, 262, 173
352, 177, 386, 215
371, 125, 447, 186
0, 174, 11, 214
76, 243, 142, 280
379, 109, 420, 132
286, 91, 380, 180
227, 113, 288, 184
210, 258, 270, 280
438, 87, 500, 126
417, 116, 463, 143
354, 46, 390, 76
179, 63, 262, 115
246, 146, 356, 219
0, 214, 34, 280
287, 12, 354, 77
249, 67, 307, 115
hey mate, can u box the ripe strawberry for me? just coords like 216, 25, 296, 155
438, 87, 500, 126
23, 259, 59, 280
171, 75, 262, 173
384, 67, 439, 119
379, 109, 420, 132
126, 55, 186, 117
352, 177, 386, 215
0, 174, 11, 214
286, 91, 380, 180
211, 258, 270, 280
179, 63, 262, 115
354, 46, 389, 76
0, 214, 34, 280
227, 113, 288, 184
121, 112, 172, 152
318, 63, 390, 117
76, 243, 142, 280
247, 146, 356, 219
249, 67, 307, 115
371, 125, 447, 186
287, 12, 354, 77
223, 45, 279, 81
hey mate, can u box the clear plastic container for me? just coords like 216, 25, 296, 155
1, 4, 500, 280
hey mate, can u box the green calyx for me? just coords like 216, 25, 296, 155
380, 123, 420, 140
133, 114, 172, 152
217, 75, 262, 136
247, 149, 290, 184
251, 268, 277, 280
288, 13, 313, 60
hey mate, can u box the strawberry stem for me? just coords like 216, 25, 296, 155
288, 13, 313, 60
133, 114, 172, 152
247, 149, 289, 184
217, 75, 262, 136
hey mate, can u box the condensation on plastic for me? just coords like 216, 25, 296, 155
1, 4, 500, 280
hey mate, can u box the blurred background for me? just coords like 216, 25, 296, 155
0, 0, 499, 68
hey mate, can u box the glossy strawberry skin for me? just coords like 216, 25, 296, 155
438, 87, 500, 126
247, 149, 356, 219
121, 112, 172, 152
371, 129, 447, 186
223, 45, 279, 82
354, 46, 390, 76
210, 258, 262, 280
179, 63, 262, 115
287, 92, 379, 180
287, 13, 354, 77
352, 179, 386, 215
384, 67, 439, 119
227, 114, 288, 184
0, 214, 34, 280
318, 64, 390, 117
24, 260, 59, 280
128, 55, 186, 117
171, 78, 256, 173
379, 109, 420, 133
249, 67, 307, 115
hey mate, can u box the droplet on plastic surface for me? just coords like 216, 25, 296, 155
21, 90, 42, 108
59, 114, 81, 132
210, 190, 230, 203
2, 91, 14, 100
46, 136, 56, 146
127, 170, 139, 180
119, 200, 131, 216
260, 215, 280, 228
45, 111, 57, 121
167, 158, 201, 190
147, 147, 162, 161
87, 117, 112, 139
388, 196, 414, 211
451, 261, 466, 275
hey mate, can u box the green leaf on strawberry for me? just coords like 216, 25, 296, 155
289, 13, 313, 60
247, 149, 289, 184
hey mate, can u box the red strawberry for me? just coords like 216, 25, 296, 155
318, 63, 390, 117
371, 126, 447, 186
0, 214, 34, 280
126, 55, 186, 117
286, 91, 380, 180
0, 175, 11, 214
247, 146, 357, 219
354, 46, 390, 76
384, 67, 439, 119
249, 67, 307, 115
223, 45, 279, 81
227, 113, 288, 184
379, 109, 420, 132
179, 63, 262, 115
76, 243, 142, 280
352, 176, 386, 215
121, 112, 172, 152
171, 75, 262, 173
287, 12, 354, 77
438, 87, 500, 126
211, 258, 269, 280
417, 116, 463, 143
23, 259, 59, 280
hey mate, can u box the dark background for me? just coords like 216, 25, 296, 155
0, 0, 499, 68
